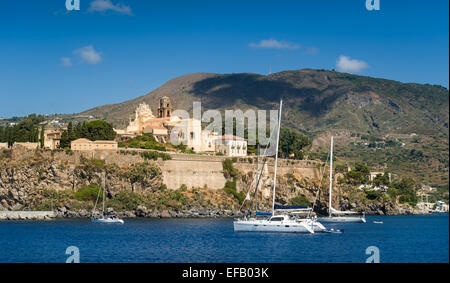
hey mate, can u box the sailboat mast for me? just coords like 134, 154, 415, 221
329, 136, 333, 217
255, 143, 259, 212
102, 171, 106, 217
271, 99, 283, 215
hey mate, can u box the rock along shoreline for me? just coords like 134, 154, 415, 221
0, 209, 244, 221
0, 207, 434, 221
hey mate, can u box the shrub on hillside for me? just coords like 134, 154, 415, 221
289, 194, 311, 206
107, 190, 144, 211
119, 135, 166, 151
140, 151, 171, 161
74, 184, 103, 202
222, 179, 245, 204
222, 159, 238, 179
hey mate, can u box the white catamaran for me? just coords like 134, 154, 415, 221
233, 99, 327, 233
91, 172, 124, 224
318, 136, 366, 223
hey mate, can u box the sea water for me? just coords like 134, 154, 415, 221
0, 215, 447, 263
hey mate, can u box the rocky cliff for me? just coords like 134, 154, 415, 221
0, 147, 412, 218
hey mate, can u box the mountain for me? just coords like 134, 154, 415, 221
81, 69, 449, 136
80, 69, 449, 187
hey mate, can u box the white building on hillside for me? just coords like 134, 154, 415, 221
171, 118, 202, 152
201, 130, 219, 152
215, 135, 247, 157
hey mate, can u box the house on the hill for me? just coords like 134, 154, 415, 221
43, 129, 61, 150
71, 138, 118, 151
215, 135, 247, 157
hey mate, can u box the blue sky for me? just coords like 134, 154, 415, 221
0, 0, 448, 117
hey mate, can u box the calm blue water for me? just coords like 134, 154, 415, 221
0, 215, 448, 263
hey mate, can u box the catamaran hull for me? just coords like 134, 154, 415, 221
233, 220, 326, 233
318, 216, 366, 223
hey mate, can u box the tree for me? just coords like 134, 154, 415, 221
59, 130, 70, 149
83, 120, 116, 141
1, 114, 44, 145
59, 120, 116, 149
278, 128, 311, 160
372, 173, 390, 187
125, 162, 161, 192
67, 122, 74, 140
393, 177, 418, 206
0, 126, 5, 142
345, 163, 370, 185
40, 125, 45, 148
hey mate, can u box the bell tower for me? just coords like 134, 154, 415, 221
158, 96, 173, 118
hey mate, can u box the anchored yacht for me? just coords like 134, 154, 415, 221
233, 99, 327, 234
318, 136, 366, 223
91, 172, 124, 224
234, 214, 326, 233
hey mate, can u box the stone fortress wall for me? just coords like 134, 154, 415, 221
8, 147, 320, 191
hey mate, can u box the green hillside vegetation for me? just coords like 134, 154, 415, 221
59, 120, 116, 148
0, 114, 44, 146
118, 134, 166, 151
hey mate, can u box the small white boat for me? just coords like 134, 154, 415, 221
319, 215, 366, 223
322, 228, 344, 234
317, 136, 366, 224
91, 172, 124, 224
92, 216, 124, 224
373, 221, 383, 224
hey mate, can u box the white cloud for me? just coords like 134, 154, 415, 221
73, 45, 102, 65
249, 39, 300, 50
336, 55, 368, 73
60, 45, 102, 67
60, 57, 72, 67
88, 0, 133, 15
